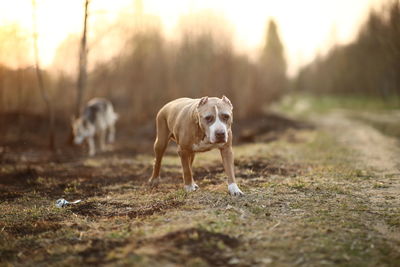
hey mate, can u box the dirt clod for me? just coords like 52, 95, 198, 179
143, 228, 241, 266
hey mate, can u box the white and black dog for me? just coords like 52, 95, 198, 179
72, 98, 118, 156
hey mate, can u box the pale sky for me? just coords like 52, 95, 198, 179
0, 0, 386, 76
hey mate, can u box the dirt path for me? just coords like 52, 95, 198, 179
315, 110, 400, 240
318, 110, 400, 172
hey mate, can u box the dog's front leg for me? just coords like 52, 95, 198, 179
220, 146, 243, 196
87, 136, 96, 156
178, 148, 199, 192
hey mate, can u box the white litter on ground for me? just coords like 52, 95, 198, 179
55, 198, 82, 208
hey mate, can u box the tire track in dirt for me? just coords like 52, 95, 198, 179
319, 111, 400, 172
315, 111, 400, 240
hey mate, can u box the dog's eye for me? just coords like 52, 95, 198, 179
221, 114, 230, 121
205, 115, 214, 123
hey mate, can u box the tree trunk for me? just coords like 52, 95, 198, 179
32, 0, 55, 151
76, 0, 90, 116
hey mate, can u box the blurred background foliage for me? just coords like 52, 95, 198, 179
0, 0, 399, 148
295, 1, 400, 101
0, 7, 287, 126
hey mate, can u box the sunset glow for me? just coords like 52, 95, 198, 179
0, 0, 385, 76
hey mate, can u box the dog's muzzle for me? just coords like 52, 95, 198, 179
214, 130, 227, 143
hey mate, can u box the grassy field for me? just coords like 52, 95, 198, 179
1, 97, 400, 266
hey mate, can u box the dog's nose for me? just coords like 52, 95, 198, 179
215, 131, 226, 142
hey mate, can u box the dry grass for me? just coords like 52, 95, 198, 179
1, 111, 400, 266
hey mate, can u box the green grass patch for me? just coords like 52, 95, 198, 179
275, 93, 400, 116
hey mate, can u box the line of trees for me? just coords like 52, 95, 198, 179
295, 0, 400, 100
0, 6, 287, 135
85, 17, 287, 123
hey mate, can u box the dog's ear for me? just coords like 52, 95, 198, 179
197, 96, 209, 108
222, 95, 233, 110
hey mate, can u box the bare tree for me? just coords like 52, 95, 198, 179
76, 0, 90, 116
32, 0, 55, 150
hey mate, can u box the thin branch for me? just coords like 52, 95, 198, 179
76, 0, 90, 117
32, 0, 55, 151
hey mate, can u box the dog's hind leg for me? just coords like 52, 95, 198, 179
148, 116, 169, 186
107, 124, 116, 143
87, 136, 96, 156
98, 129, 106, 151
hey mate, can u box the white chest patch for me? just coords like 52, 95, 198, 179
192, 139, 225, 152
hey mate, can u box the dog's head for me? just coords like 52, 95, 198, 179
197, 95, 233, 144
71, 117, 92, 145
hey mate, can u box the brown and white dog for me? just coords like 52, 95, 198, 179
148, 96, 243, 196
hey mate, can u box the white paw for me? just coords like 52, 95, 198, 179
148, 177, 161, 187
184, 183, 199, 192
228, 183, 244, 196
